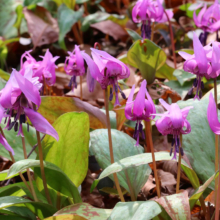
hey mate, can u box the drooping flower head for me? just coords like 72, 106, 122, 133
0, 68, 58, 140
207, 92, 220, 135
90, 48, 130, 106
132, 0, 173, 39
64, 45, 100, 92
193, 0, 220, 45
179, 32, 211, 100
125, 80, 156, 145
20, 50, 59, 87
155, 99, 193, 160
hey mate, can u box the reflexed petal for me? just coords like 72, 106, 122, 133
24, 108, 59, 140
170, 103, 183, 129
178, 51, 193, 61
181, 106, 193, 119
133, 80, 146, 116
74, 45, 85, 73
207, 92, 220, 134
159, 98, 171, 111
0, 134, 14, 155
125, 85, 135, 120
155, 116, 171, 135
86, 68, 96, 92
181, 120, 191, 134
14, 70, 41, 107
193, 32, 208, 73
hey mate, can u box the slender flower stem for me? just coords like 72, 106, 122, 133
104, 89, 125, 202
21, 136, 38, 202
164, 10, 177, 69
176, 134, 182, 193
145, 122, 151, 153
151, 22, 154, 41
144, 120, 160, 198
124, 170, 136, 201
80, 76, 83, 100
0, 127, 31, 192
33, 105, 52, 205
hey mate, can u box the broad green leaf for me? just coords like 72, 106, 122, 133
57, 4, 84, 49
127, 39, 167, 84
177, 86, 220, 189
42, 112, 89, 187
53, 0, 75, 9
189, 172, 218, 210
54, 203, 112, 220
13, 5, 24, 29
179, 3, 200, 18
92, 151, 200, 191
0, 216, 29, 220
38, 96, 106, 129
173, 69, 195, 86
76, 0, 89, 3
126, 28, 142, 42
0, 123, 37, 161
0, 196, 57, 219
155, 63, 176, 81
90, 129, 151, 199
155, 191, 191, 220
7, 159, 82, 204
108, 201, 162, 220
45, 215, 87, 220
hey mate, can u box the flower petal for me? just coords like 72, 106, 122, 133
125, 84, 135, 120
133, 80, 146, 116
14, 69, 41, 107
159, 98, 171, 111
0, 134, 14, 155
24, 108, 59, 140
170, 103, 183, 129
207, 92, 220, 135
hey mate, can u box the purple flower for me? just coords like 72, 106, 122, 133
207, 92, 220, 135
64, 45, 99, 92
179, 32, 211, 100
20, 50, 59, 87
155, 99, 193, 160
90, 48, 130, 106
0, 68, 58, 140
0, 134, 14, 155
132, 0, 173, 39
125, 80, 156, 145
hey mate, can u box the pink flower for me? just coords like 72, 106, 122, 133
125, 80, 156, 145
179, 32, 211, 100
207, 92, 220, 135
132, 0, 173, 38
64, 45, 100, 92
0, 68, 58, 140
155, 99, 193, 160
0, 134, 14, 155
90, 48, 130, 106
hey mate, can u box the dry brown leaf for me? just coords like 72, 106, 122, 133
90, 20, 128, 41
23, 6, 59, 48
158, 169, 176, 187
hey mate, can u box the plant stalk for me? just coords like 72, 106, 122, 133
33, 105, 52, 205
124, 170, 136, 201
164, 9, 177, 69
0, 127, 31, 192
104, 89, 125, 202
21, 136, 38, 201
176, 134, 182, 193
144, 120, 160, 198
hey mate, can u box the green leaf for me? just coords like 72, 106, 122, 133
189, 172, 218, 210
127, 39, 167, 84
0, 196, 57, 219
38, 96, 107, 129
7, 159, 82, 204
90, 129, 151, 199
41, 112, 89, 187
53, 0, 75, 9
126, 28, 142, 42
155, 63, 176, 81
155, 191, 191, 220
177, 87, 220, 189
93, 151, 200, 191
108, 201, 162, 220
57, 4, 84, 49
0, 123, 37, 161
173, 69, 196, 86
45, 215, 87, 220
54, 203, 112, 219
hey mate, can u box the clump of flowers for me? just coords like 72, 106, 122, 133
154, 99, 193, 160
125, 80, 156, 145
132, 0, 173, 39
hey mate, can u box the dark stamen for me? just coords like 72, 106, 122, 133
4, 117, 7, 124
133, 123, 138, 139
188, 87, 193, 95
20, 114, 26, 124
171, 138, 175, 146
180, 147, 184, 156
109, 87, 113, 101
118, 85, 126, 99
170, 147, 173, 156
14, 122, 18, 132
199, 90, 203, 99
193, 78, 197, 87
8, 121, 15, 131
201, 81, 204, 90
